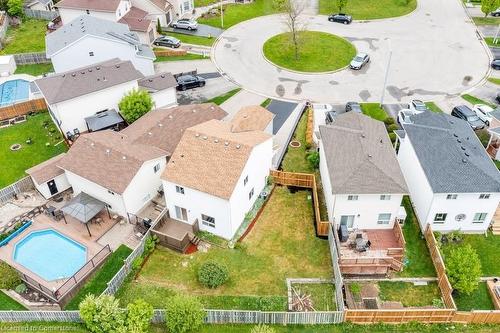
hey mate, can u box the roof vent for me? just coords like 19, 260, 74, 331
453, 133, 458, 138
160, 74, 165, 78
236, 144, 241, 149
210, 106, 215, 110
103, 76, 107, 81
457, 139, 461, 143
180, 154, 184, 158
158, 123, 163, 127
62, 74, 66, 78
465, 152, 470, 157
96, 66, 101, 70
148, 132, 152, 136
361, 134, 366, 138
192, 109, 197, 113
379, 139, 383, 144
71, 73, 76, 77
214, 139, 219, 143
105, 149, 111, 154
224, 141, 229, 146
88, 69, 92, 72
90, 142, 95, 147
202, 136, 207, 140
148, 79, 153, 82
195, 133, 200, 137
462, 158, 467, 163
81, 71, 85, 74
368, 154, 372, 158
115, 64, 120, 68
122, 156, 126, 160
461, 146, 466, 151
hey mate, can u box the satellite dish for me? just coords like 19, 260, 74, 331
455, 214, 466, 222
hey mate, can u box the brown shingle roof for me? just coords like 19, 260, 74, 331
34, 59, 143, 104
57, 131, 167, 194
121, 103, 227, 155
148, 0, 170, 11
231, 106, 274, 133
26, 153, 66, 184
138, 72, 177, 92
162, 119, 271, 200
56, 0, 121, 12
319, 112, 407, 195
119, 6, 152, 32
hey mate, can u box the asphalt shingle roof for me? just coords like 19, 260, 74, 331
402, 111, 500, 193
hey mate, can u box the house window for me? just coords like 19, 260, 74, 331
175, 206, 188, 221
377, 213, 391, 225
479, 194, 491, 199
380, 195, 391, 201
473, 213, 487, 224
183, 1, 190, 11
89, 51, 94, 56
340, 215, 355, 228
107, 190, 115, 195
175, 186, 184, 194
86, 9, 90, 14
347, 195, 358, 201
433, 213, 447, 224
249, 188, 254, 200
244, 175, 248, 186
142, 193, 151, 203
153, 163, 160, 173
201, 214, 215, 228
446, 194, 457, 200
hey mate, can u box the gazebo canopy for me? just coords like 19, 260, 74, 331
62, 192, 105, 224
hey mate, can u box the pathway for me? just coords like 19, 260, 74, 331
220, 89, 266, 119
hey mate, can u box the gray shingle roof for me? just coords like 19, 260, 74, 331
34, 58, 143, 104
402, 111, 500, 193
46, 15, 154, 59
319, 112, 408, 195
138, 72, 177, 92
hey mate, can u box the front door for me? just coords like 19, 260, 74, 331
166, 11, 171, 25
340, 215, 355, 228
47, 180, 58, 196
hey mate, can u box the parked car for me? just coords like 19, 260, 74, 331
491, 8, 500, 17
345, 101, 362, 113
397, 109, 414, 124
176, 74, 206, 91
472, 104, 494, 126
350, 53, 370, 70
328, 13, 352, 24
409, 99, 429, 113
172, 19, 198, 31
153, 36, 181, 48
496, 92, 500, 104
451, 105, 486, 130
491, 59, 500, 70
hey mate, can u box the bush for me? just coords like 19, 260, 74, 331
306, 151, 320, 169
79, 294, 125, 333
118, 89, 154, 123
165, 295, 205, 333
388, 132, 397, 143
198, 261, 229, 289
7, 0, 23, 17
125, 299, 153, 333
383, 117, 395, 126
143, 235, 158, 257
387, 124, 399, 132
251, 324, 275, 333
14, 283, 27, 294
0, 261, 21, 289
446, 244, 481, 295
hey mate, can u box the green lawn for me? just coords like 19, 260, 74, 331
453, 282, 495, 311
164, 32, 215, 46
378, 281, 442, 307
155, 53, 208, 62
263, 32, 355, 72
319, 0, 417, 20
495, 159, 500, 170
206, 88, 241, 105
0, 112, 68, 188
397, 197, 437, 277
473, 17, 500, 25
198, 0, 279, 28
425, 102, 443, 113
0, 291, 26, 310
194, 0, 219, 6
0, 19, 48, 54
14, 63, 54, 76
260, 98, 272, 108
65, 245, 132, 310
117, 186, 332, 309
360, 103, 388, 121
292, 283, 336, 311
281, 108, 314, 173
484, 37, 500, 48
461, 94, 495, 108
488, 77, 500, 85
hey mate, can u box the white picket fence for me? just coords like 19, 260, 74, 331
24, 9, 59, 21
328, 223, 345, 312
0, 176, 34, 205
13, 52, 50, 65
0, 311, 80, 322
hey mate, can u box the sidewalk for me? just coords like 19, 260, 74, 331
220, 89, 267, 119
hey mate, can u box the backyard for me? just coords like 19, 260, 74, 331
453, 282, 495, 311
0, 19, 47, 54
319, 0, 417, 19
14, 63, 53, 76
0, 291, 26, 310
116, 186, 332, 310
0, 112, 68, 188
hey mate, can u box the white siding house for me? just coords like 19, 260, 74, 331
26, 154, 71, 200
131, 0, 173, 26
56, 0, 131, 25
396, 111, 500, 233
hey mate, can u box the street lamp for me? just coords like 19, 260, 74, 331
220, 1, 224, 28
380, 38, 393, 107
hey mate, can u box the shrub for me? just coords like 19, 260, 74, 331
143, 235, 158, 257
118, 89, 154, 123
259, 296, 286, 311
0, 261, 21, 289
446, 244, 481, 295
165, 295, 205, 333
7, 0, 23, 17
387, 124, 399, 132
306, 151, 320, 169
79, 294, 125, 333
198, 261, 229, 289
14, 283, 27, 294
132, 256, 143, 273
383, 117, 395, 126
432, 298, 444, 308
125, 299, 153, 333
388, 132, 397, 143
251, 324, 276, 333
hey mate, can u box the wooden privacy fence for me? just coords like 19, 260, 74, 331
0, 176, 35, 205
270, 170, 329, 236
0, 98, 47, 121
345, 309, 456, 324
154, 49, 187, 57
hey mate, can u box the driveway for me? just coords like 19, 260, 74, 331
163, 24, 224, 38
212, 0, 489, 104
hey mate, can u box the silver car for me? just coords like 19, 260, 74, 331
350, 53, 370, 70
172, 19, 198, 31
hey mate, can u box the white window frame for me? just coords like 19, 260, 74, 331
244, 175, 248, 186
175, 205, 188, 221
380, 195, 391, 201
89, 51, 94, 56
201, 214, 215, 228
446, 194, 457, 200
340, 215, 355, 228
153, 163, 160, 173
479, 194, 490, 199
175, 185, 184, 194
347, 195, 358, 201
473, 213, 487, 224
377, 213, 391, 225
249, 188, 254, 200
434, 213, 447, 224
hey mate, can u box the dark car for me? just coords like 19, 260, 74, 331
492, 59, 500, 70
328, 13, 352, 24
345, 101, 362, 113
176, 75, 206, 91
153, 36, 181, 48
496, 91, 500, 104
451, 105, 486, 130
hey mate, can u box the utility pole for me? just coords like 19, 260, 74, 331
380, 38, 392, 107
494, 24, 500, 44
220, 1, 224, 28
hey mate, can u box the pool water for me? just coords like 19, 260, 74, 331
0, 79, 30, 106
14, 229, 87, 281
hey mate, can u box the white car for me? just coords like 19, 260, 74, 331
472, 104, 494, 126
172, 19, 198, 31
408, 99, 429, 113
397, 108, 415, 124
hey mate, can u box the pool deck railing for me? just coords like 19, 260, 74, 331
0, 220, 32, 247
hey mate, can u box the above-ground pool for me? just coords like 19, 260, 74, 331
0, 79, 30, 106
14, 229, 87, 281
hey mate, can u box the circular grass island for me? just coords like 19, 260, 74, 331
262, 31, 356, 73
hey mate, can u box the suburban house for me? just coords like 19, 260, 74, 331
395, 111, 500, 233
34, 58, 177, 139
170, 0, 194, 20
486, 109, 500, 161
131, 0, 174, 27
318, 112, 408, 275
162, 106, 274, 240
26, 154, 71, 200
46, 15, 155, 75
25, 0, 55, 11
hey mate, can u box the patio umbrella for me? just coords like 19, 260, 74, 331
61, 192, 108, 237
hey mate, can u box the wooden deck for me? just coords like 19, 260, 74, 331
152, 214, 199, 253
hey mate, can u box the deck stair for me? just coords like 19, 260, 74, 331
492, 205, 500, 235
189, 233, 201, 246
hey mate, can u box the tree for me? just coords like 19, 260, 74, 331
165, 295, 205, 333
336, 0, 348, 13
118, 89, 154, 123
446, 244, 482, 295
0, 261, 20, 289
273, 0, 306, 60
198, 261, 229, 289
7, 0, 23, 17
79, 294, 125, 333
481, 0, 499, 17
156, 18, 162, 34
306, 151, 320, 169
125, 299, 154, 333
